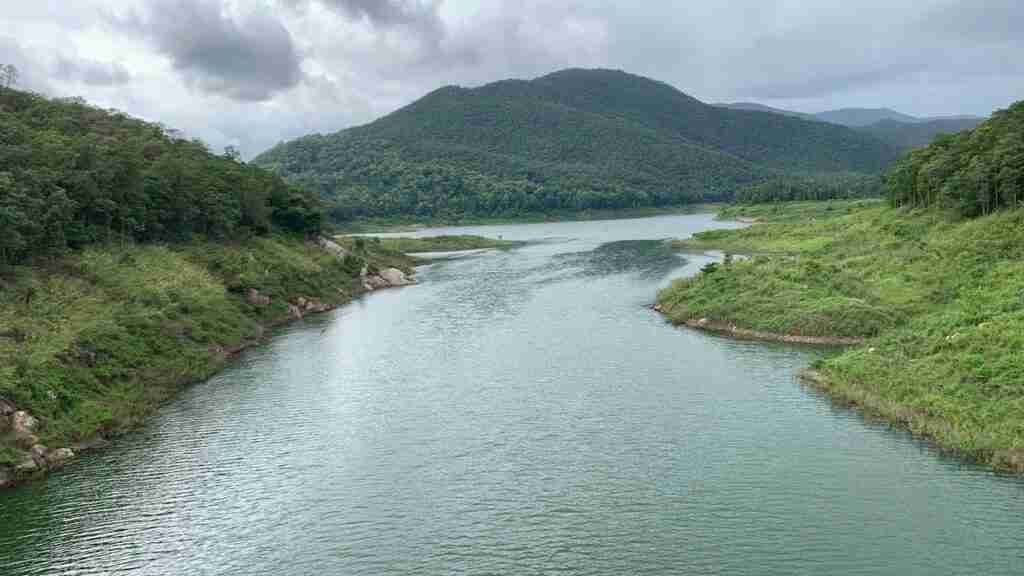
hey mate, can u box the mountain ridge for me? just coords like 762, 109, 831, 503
255, 68, 897, 220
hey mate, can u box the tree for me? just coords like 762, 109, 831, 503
1, 64, 19, 89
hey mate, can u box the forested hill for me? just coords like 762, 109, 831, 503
0, 88, 324, 266
886, 100, 1024, 217
254, 68, 897, 220
860, 117, 984, 151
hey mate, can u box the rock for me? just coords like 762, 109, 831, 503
246, 288, 270, 307
287, 304, 304, 320
46, 448, 75, 469
30, 444, 48, 467
379, 268, 414, 286
367, 275, 390, 290
317, 236, 349, 259
0, 398, 15, 417
11, 411, 39, 448
697, 318, 710, 327
653, 303, 663, 312
11, 411, 37, 434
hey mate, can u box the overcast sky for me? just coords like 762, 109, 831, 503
3, 0, 1022, 158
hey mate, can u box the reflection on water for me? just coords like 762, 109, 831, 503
554, 239, 685, 279
2, 213, 1024, 576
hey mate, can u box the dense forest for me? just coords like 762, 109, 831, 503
0, 86, 325, 266
255, 69, 898, 220
734, 173, 883, 203
886, 101, 1024, 216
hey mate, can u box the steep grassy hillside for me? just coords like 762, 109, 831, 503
657, 102, 1024, 471
0, 237, 412, 484
0, 89, 415, 486
254, 69, 897, 220
659, 201, 1024, 471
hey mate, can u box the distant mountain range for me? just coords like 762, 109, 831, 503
717, 103, 985, 150
255, 68, 897, 220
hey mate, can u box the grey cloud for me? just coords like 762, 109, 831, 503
5, 0, 1019, 160
121, 0, 304, 101
733, 0, 1024, 100
284, 0, 440, 27
0, 36, 51, 94
54, 57, 132, 86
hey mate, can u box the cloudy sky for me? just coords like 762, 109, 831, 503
3, 0, 1022, 158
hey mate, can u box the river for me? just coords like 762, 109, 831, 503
2, 213, 1023, 575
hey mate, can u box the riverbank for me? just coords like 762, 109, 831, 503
368, 235, 524, 253
657, 200, 1024, 473
334, 204, 723, 234
0, 236, 416, 488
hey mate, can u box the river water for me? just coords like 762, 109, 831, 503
2, 214, 1023, 575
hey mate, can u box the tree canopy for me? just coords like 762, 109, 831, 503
885, 101, 1024, 217
0, 88, 325, 266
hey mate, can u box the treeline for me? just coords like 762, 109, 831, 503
0, 87, 325, 266
264, 136, 749, 221
886, 101, 1024, 217
734, 173, 884, 203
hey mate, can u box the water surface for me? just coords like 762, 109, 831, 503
3, 214, 1023, 575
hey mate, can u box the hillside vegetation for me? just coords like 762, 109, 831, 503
0, 89, 414, 485
0, 89, 323, 266
255, 69, 896, 220
657, 101, 1024, 471
887, 101, 1024, 216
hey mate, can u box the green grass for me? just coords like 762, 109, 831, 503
332, 205, 722, 234
658, 201, 1024, 471
371, 235, 522, 253
0, 235, 413, 474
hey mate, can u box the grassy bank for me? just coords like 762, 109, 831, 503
370, 235, 522, 253
0, 236, 412, 478
333, 205, 722, 234
657, 201, 1024, 471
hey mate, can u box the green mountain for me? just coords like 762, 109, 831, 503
859, 117, 984, 151
254, 69, 897, 220
715, 102, 817, 121
814, 107, 920, 127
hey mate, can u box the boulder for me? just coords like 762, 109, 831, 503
288, 304, 304, 320
0, 398, 15, 417
11, 411, 37, 434
379, 268, 414, 286
46, 448, 75, 469
11, 411, 39, 448
317, 236, 349, 259
246, 288, 270, 307
30, 444, 48, 467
